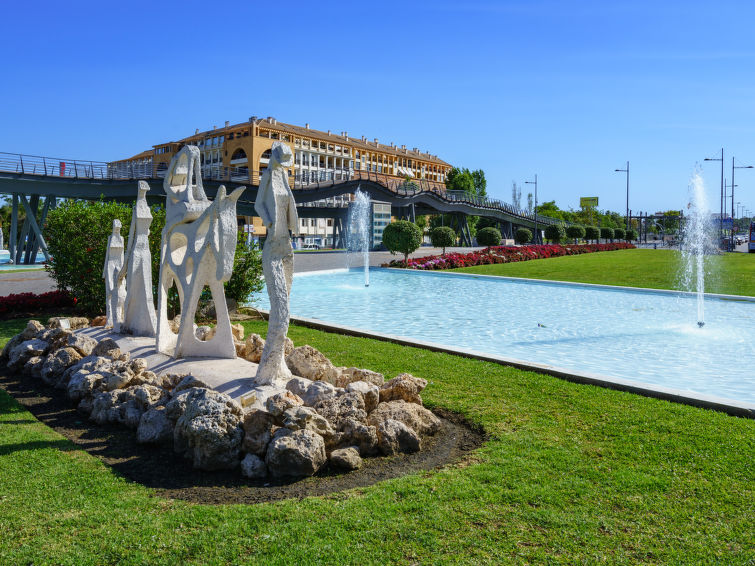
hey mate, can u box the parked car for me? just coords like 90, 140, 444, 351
302, 243, 320, 250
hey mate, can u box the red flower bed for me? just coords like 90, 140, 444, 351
385, 243, 636, 270
0, 290, 76, 315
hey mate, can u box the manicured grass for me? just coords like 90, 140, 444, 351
1, 317, 753, 564
452, 248, 755, 297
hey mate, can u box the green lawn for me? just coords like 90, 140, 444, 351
451, 249, 755, 297
0, 317, 753, 564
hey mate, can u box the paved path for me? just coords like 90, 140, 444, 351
0, 269, 56, 296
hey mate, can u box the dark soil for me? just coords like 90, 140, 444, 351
0, 368, 485, 505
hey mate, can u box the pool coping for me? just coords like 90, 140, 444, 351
259, 268, 755, 418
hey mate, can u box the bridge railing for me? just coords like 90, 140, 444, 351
1, 151, 559, 224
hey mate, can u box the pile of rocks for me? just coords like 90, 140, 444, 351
1, 319, 441, 480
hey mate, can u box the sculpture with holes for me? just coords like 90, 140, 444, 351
156, 145, 245, 358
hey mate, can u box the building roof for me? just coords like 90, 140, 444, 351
110, 149, 153, 164
178, 117, 451, 167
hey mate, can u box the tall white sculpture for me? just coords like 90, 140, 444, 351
121, 181, 157, 337
156, 145, 245, 358
103, 219, 126, 332
255, 142, 299, 385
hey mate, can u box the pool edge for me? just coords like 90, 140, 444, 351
256, 309, 755, 420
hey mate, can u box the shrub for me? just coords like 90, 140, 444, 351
600, 227, 615, 241
224, 235, 264, 304
476, 227, 502, 247
0, 290, 76, 316
514, 228, 532, 245
585, 226, 600, 243
613, 228, 626, 240
544, 224, 566, 244
382, 220, 423, 265
565, 225, 586, 243
430, 226, 456, 255
625, 228, 638, 241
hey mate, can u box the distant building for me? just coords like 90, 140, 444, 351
110, 116, 452, 245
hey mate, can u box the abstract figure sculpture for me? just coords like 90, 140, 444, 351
121, 181, 157, 337
156, 145, 245, 358
103, 219, 126, 332
255, 142, 299, 385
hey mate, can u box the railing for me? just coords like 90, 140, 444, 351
0, 151, 557, 224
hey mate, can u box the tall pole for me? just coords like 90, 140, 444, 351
525, 175, 538, 244
704, 149, 724, 246
614, 161, 629, 230
730, 159, 753, 248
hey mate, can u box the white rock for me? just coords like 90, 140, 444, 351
346, 381, 379, 413
240, 453, 267, 480
265, 428, 326, 479
137, 406, 173, 444
329, 447, 363, 471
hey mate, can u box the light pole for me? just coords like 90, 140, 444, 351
731, 158, 753, 249
614, 161, 629, 231
525, 175, 538, 244
704, 148, 724, 247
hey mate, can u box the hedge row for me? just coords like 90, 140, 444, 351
386, 242, 636, 270
0, 291, 76, 316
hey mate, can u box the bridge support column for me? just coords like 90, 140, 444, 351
458, 214, 473, 247
9, 194, 18, 264
17, 194, 51, 264
410, 203, 416, 223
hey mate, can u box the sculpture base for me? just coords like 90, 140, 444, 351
77, 327, 284, 409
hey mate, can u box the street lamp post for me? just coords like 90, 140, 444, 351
525, 175, 538, 244
614, 161, 629, 231
704, 148, 724, 247
731, 158, 753, 249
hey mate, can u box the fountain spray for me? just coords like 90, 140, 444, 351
347, 187, 371, 287
681, 172, 713, 328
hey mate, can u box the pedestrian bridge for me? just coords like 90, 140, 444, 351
0, 151, 556, 263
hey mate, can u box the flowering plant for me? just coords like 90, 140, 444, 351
0, 290, 76, 316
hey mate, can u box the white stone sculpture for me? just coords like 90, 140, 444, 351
255, 142, 299, 385
121, 181, 157, 337
103, 219, 126, 332
156, 145, 245, 359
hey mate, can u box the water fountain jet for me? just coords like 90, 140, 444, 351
681, 172, 714, 328
346, 187, 371, 287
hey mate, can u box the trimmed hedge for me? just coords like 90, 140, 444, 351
515, 228, 532, 245
476, 227, 502, 247
383, 220, 423, 265
429, 226, 456, 255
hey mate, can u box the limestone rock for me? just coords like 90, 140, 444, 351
77, 396, 94, 415
137, 406, 173, 444
67, 371, 104, 402
346, 381, 379, 413
265, 390, 304, 421
329, 447, 363, 471
241, 409, 276, 456
265, 428, 326, 479
22, 320, 45, 340
41, 328, 73, 351
240, 453, 267, 479
335, 417, 378, 456
91, 315, 107, 327
1, 334, 24, 363
40, 347, 82, 385
169, 315, 181, 334
195, 325, 213, 341
23, 355, 44, 377
60, 355, 112, 390
337, 367, 385, 387
131, 384, 167, 409
314, 391, 366, 428
284, 376, 309, 399
172, 375, 211, 394
156, 372, 186, 390
242, 333, 266, 363
231, 323, 244, 342
285, 345, 337, 383
379, 373, 428, 405
100, 369, 134, 392
66, 333, 98, 357
282, 406, 335, 439
298, 380, 338, 407
92, 338, 127, 361
129, 358, 148, 375
8, 339, 49, 371
367, 400, 440, 435
172, 387, 244, 470
165, 386, 242, 423
48, 316, 89, 330
375, 418, 421, 455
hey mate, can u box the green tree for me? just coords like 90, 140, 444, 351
585, 226, 600, 243
600, 227, 615, 242
430, 226, 456, 255
544, 223, 566, 243
471, 169, 487, 198
515, 227, 532, 245
566, 225, 586, 244
382, 220, 422, 265
224, 235, 263, 304
445, 167, 475, 195
625, 228, 638, 241
476, 227, 501, 247
613, 228, 626, 240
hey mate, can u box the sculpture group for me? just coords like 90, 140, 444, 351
103, 142, 298, 384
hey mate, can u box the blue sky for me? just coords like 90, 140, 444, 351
3, 0, 755, 217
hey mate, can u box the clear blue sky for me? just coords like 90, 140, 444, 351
3, 0, 755, 217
